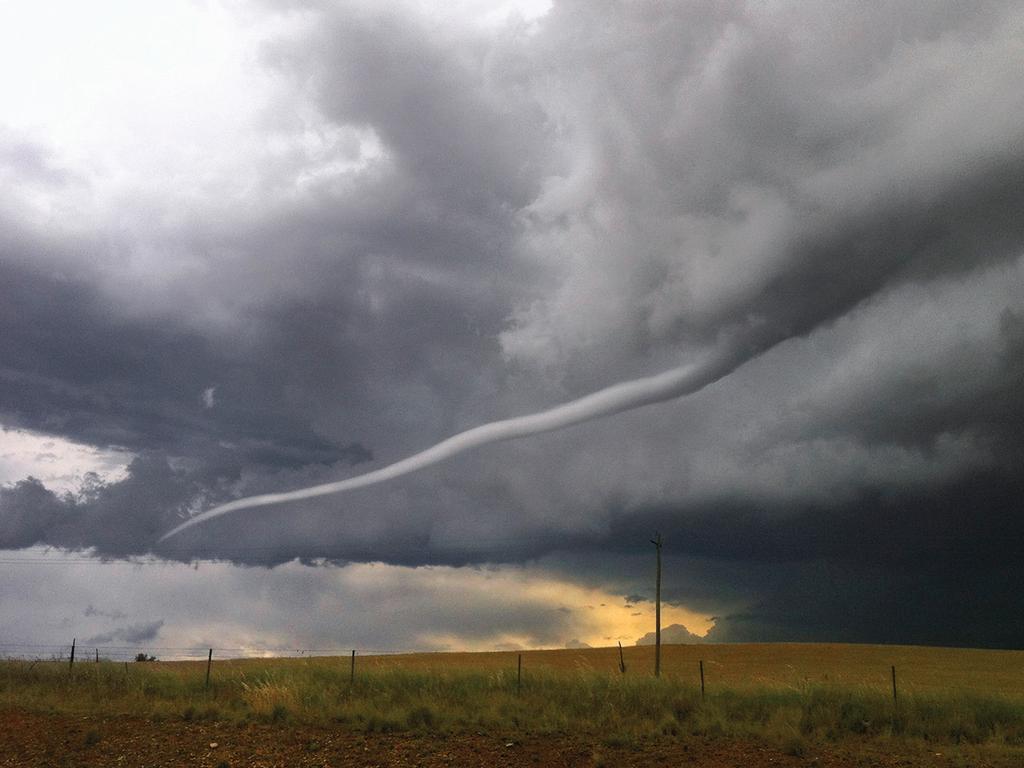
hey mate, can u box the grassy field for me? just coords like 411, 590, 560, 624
4, 643, 1024, 753
346, 642, 1024, 697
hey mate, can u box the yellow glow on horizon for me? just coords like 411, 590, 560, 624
516, 576, 713, 648
339, 561, 714, 652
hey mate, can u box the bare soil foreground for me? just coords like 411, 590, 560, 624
2, 709, 1020, 768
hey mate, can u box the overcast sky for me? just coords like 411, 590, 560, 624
2, 0, 1024, 657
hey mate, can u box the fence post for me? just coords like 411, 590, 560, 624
891, 665, 898, 710
700, 660, 705, 701
618, 641, 626, 674
95, 649, 99, 664
69, 638, 76, 672
350, 650, 356, 684
205, 648, 213, 690
517, 653, 522, 694
650, 533, 663, 677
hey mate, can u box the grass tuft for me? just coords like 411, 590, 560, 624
3, 652, 1024, 752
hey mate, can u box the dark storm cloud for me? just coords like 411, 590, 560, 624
1, 457, 206, 555
3, 0, 1024, 648
84, 605, 127, 621
0, 258, 371, 468
85, 620, 164, 646
787, 306, 1024, 453
500, 0, 1024, 379
0, 2, 547, 561
537, 466, 1024, 649
264, 4, 551, 212
703, 471, 1024, 649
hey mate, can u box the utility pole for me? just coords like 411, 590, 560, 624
650, 532, 662, 677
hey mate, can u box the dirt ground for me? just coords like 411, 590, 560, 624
2, 708, 1019, 768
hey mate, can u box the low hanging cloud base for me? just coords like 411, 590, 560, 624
160, 340, 748, 541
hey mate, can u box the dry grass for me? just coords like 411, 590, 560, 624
199, 642, 1024, 698
4, 642, 1024, 751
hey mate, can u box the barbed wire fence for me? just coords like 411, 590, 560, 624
0, 641, 443, 663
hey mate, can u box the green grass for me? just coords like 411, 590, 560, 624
4, 653, 1024, 751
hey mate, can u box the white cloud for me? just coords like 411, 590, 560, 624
0, 548, 712, 657
0, 427, 129, 494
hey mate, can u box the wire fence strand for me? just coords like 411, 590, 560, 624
0, 641, 473, 662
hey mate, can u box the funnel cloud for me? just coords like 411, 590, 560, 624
161, 341, 752, 539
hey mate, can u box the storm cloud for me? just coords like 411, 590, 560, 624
2, 0, 1024, 649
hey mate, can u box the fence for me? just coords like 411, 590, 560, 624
5, 640, 1024, 704
0, 641, 428, 663
2, 640, 923, 708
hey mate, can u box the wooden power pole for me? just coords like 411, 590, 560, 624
650, 532, 663, 677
